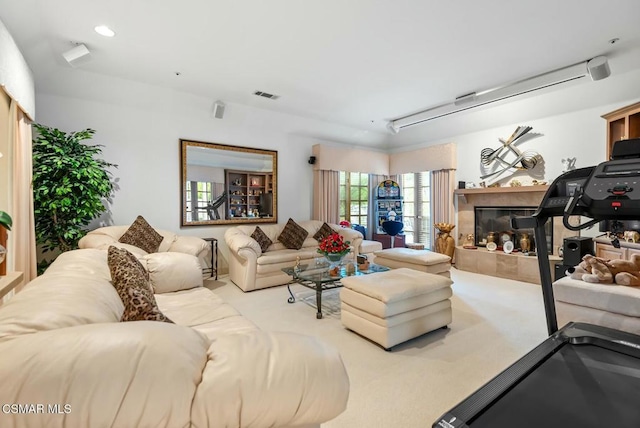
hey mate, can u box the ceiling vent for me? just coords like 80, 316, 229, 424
253, 91, 280, 100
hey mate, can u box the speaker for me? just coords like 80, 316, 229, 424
308, 156, 316, 165
458, 181, 466, 189
563, 236, 594, 266
62, 44, 91, 67
554, 262, 571, 281
587, 56, 611, 81
212, 101, 225, 119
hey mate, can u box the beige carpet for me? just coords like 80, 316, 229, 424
206, 268, 549, 427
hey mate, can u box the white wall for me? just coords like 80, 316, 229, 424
0, 18, 34, 119
393, 68, 640, 186
35, 76, 332, 266
34, 65, 640, 265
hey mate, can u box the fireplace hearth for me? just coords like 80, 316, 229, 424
474, 206, 553, 253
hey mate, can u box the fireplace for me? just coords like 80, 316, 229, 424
474, 206, 553, 253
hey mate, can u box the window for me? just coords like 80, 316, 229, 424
186, 181, 213, 222
399, 172, 431, 247
339, 171, 369, 227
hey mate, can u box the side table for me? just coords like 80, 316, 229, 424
0, 271, 24, 302
203, 238, 218, 279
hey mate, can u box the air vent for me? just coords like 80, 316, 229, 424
253, 90, 280, 100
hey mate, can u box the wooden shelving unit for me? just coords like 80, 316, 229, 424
225, 169, 273, 218
602, 101, 640, 160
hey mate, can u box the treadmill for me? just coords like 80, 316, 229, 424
434, 139, 640, 428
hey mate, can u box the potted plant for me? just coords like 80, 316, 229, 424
32, 124, 117, 272
0, 211, 11, 270
0, 211, 12, 231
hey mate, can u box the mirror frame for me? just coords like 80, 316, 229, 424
180, 139, 278, 226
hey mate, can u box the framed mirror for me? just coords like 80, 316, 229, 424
180, 139, 278, 226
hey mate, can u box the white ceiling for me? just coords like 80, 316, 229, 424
2, 0, 640, 149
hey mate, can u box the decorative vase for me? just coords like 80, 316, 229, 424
520, 233, 531, 253
325, 253, 346, 267
324, 253, 347, 277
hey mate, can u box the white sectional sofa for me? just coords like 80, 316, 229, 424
79, 224, 210, 266
225, 220, 381, 292
0, 249, 349, 427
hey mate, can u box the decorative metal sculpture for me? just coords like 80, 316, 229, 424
480, 126, 543, 180
562, 157, 576, 172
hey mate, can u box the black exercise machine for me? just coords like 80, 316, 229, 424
434, 139, 640, 428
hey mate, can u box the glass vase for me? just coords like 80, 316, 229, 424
324, 253, 346, 269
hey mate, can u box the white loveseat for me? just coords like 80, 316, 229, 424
0, 249, 349, 427
225, 220, 376, 292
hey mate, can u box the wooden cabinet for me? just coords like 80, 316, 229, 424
596, 243, 626, 260
596, 241, 640, 260
373, 233, 405, 249
225, 170, 272, 218
602, 101, 640, 160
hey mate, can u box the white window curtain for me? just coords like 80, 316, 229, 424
313, 170, 340, 224
8, 97, 37, 288
430, 169, 456, 249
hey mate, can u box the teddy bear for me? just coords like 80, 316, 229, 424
569, 254, 640, 286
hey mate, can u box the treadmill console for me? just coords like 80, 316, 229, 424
511, 167, 593, 230
580, 157, 640, 220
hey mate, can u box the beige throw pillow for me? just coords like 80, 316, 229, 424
278, 218, 309, 250
251, 226, 273, 252
118, 215, 164, 254
107, 246, 173, 323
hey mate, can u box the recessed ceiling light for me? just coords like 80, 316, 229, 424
94, 25, 115, 37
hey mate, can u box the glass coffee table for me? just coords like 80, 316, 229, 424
282, 261, 389, 319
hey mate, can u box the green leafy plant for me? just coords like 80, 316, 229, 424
0, 211, 12, 231
32, 124, 117, 266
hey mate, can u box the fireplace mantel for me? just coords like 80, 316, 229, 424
455, 185, 549, 203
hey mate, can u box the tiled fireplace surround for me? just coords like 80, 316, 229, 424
455, 186, 572, 284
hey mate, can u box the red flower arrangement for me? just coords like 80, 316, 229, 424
317, 232, 351, 257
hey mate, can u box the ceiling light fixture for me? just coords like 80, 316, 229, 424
94, 25, 115, 37
388, 56, 611, 133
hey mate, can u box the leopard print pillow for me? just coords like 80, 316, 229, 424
107, 246, 173, 323
118, 215, 164, 254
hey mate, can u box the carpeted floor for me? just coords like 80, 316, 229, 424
206, 268, 549, 427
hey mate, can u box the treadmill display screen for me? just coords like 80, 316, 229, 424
469, 343, 640, 427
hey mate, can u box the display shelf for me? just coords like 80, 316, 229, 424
374, 180, 403, 234
225, 169, 272, 218
602, 101, 640, 160
455, 185, 549, 195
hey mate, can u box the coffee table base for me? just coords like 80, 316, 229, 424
286, 279, 343, 319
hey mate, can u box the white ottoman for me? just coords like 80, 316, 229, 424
359, 239, 383, 256
553, 276, 640, 335
340, 268, 453, 350
374, 248, 451, 277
